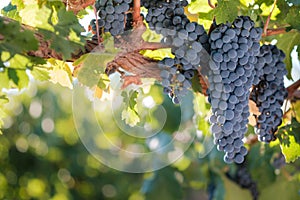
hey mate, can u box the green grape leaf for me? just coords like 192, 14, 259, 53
297, 45, 300, 59
121, 107, 140, 127
188, 0, 214, 14
0, 20, 38, 55
30, 67, 51, 81
1, 2, 20, 20
277, 118, 300, 163
276, 32, 300, 80
16, 2, 84, 60
148, 84, 164, 105
0, 94, 8, 135
8, 54, 31, 69
285, 7, 300, 31
213, 0, 240, 24
7, 68, 19, 86
96, 74, 110, 91
0, 94, 9, 104
194, 94, 211, 137
15, 69, 29, 89
255, 0, 274, 6
0, 70, 10, 89
201, 170, 225, 200
247, 143, 276, 189
49, 34, 83, 60
77, 53, 116, 87
11, 0, 25, 10
276, 0, 291, 21
223, 175, 252, 200
213, 175, 226, 200
0, 53, 45, 89
121, 90, 140, 127
142, 168, 183, 200
122, 90, 138, 111
142, 27, 162, 42
260, 175, 300, 200
0, 67, 28, 90
73, 54, 89, 67
54, 7, 85, 38
103, 33, 120, 54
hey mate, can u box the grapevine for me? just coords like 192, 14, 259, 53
1, 0, 300, 199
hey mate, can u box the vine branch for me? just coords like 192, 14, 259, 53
262, 27, 286, 37
287, 79, 300, 99
263, 0, 278, 36
138, 42, 171, 51
208, 0, 216, 9
63, 0, 95, 14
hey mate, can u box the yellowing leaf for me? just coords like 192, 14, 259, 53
141, 48, 174, 60
184, 7, 198, 22
277, 118, 300, 163
19, 4, 54, 31
94, 86, 103, 99
240, 0, 254, 7
188, 0, 215, 13
280, 134, 300, 163
30, 67, 50, 81
49, 69, 73, 89
260, 3, 280, 20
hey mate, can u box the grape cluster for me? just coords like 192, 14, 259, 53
141, 0, 165, 8
92, 0, 133, 36
272, 153, 286, 169
250, 45, 288, 142
207, 16, 262, 163
230, 164, 259, 200
143, 0, 209, 103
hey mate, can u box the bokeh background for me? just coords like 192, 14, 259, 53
1, 81, 300, 200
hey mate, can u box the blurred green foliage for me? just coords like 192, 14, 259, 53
0, 82, 299, 200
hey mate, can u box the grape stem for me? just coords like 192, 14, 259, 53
208, 0, 216, 9
93, 4, 101, 44
263, 0, 278, 36
133, 0, 143, 26
287, 79, 300, 99
262, 27, 286, 37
